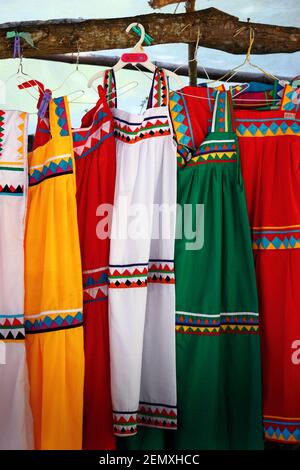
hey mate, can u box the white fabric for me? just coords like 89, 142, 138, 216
109, 98, 177, 436
0, 110, 33, 449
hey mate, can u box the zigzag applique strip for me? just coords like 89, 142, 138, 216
0, 184, 23, 196
73, 109, 114, 159
176, 312, 259, 336
83, 266, 109, 303
0, 110, 5, 157
53, 97, 69, 137
252, 226, 300, 250
113, 115, 171, 144
0, 110, 27, 162
264, 416, 300, 444
236, 117, 300, 137
113, 402, 177, 436
29, 155, 73, 186
108, 263, 148, 288
0, 315, 25, 341
25, 309, 83, 334
147, 260, 175, 284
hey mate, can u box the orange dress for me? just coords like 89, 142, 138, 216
24, 96, 84, 449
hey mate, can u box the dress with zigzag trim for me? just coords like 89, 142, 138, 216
105, 67, 178, 438
0, 109, 33, 450
169, 89, 263, 450
72, 86, 116, 450
25, 96, 84, 449
170, 82, 300, 446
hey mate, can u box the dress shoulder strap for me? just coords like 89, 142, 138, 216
49, 96, 72, 140
211, 90, 235, 134
147, 68, 169, 109
103, 69, 117, 109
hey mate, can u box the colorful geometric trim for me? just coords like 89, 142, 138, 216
169, 91, 194, 149
53, 97, 69, 137
264, 416, 300, 444
25, 309, 83, 334
236, 117, 300, 137
252, 226, 300, 250
211, 92, 234, 133
138, 402, 177, 430
114, 115, 171, 144
73, 107, 114, 159
176, 312, 259, 335
109, 260, 175, 288
147, 260, 175, 284
29, 154, 73, 186
108, 263, 148, 289
148, 68, 168, 108
0, 110, 5, 157
113, 411, 138, 436
83, 266, 108, 304
0, 314, 25, 341
113, 402, 177, 436
0, 184, 23, 196
280, 84, 300, 112
0, 110, 27, 161
189, 136, 237, 166
104, 69, 117, 109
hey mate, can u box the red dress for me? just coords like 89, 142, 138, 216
32, 86, 116, 449
72, 86, 116, 449
169, 83, 300, 445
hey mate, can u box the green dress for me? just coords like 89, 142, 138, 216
118, 89, 263, 450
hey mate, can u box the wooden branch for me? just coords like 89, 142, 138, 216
149, 0, 186, 8
0, 8, 299, 59
186, 0, 197, 86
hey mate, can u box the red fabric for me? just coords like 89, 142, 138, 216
237, 105, 300, 444
73, 87, 116, 450
174, 85, 300, 444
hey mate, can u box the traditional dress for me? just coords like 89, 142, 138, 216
73, 86, 116, 450
107, 68, 178, 437
235, 83, 300, 445
25, 96, 84, 450
168, 88, 263, 449
0, 109, 33, 450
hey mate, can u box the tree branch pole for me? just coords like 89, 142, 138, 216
0, 8, 299, 59
149, 0, 186, 8
186, 0, 197, 86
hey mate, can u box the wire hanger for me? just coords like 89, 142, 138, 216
52, 40, 97, 99
0, 55, 45, 105
87, 22, 184, 89
173, 25, 211, 81
208, 23, 279, 84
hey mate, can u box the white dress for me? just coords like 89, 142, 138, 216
106, 68, 178, 436
0, 109, 33, 449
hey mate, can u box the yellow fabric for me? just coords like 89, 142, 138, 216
25, 97, 84, 450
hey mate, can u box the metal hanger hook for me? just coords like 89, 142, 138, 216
75, 40, 81, 71
17, 55, 24, 74
126, 22, 145, 49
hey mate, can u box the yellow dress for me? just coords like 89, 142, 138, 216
24, 96, 84, 450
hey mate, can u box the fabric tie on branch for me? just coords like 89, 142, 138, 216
6, 31, 35, 58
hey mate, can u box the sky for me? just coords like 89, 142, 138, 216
0, 0, 299, 128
